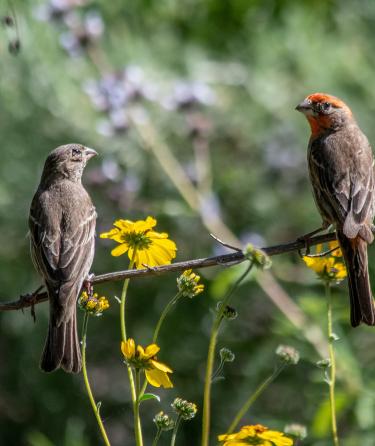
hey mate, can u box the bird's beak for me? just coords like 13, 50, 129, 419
84, 147, 98, 159
295, 99, 312, 113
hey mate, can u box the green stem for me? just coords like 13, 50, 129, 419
152, 429, 162, 446
211, 360, 225, 380
120, 256, 143, 446
138, 291, 183, 400
153, 292, 182, 343
120, 259, 135, 342
133, 369, 143, 446
170, 416, 182, 446
201, 262, 254, 446
81, 313, 111, 446
226, 363, 286, 434
326, 281, 339, 446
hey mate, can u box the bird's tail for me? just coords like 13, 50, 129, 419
40, 308, 82, 373
337, 230, 375, 327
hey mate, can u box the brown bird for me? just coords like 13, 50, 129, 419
29, 144, 97, 372
296, 93, 375, 326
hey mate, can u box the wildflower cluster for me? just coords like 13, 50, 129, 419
302, 241, 347, 282
171, 397, 198, 421
218, 424, 293, 446
100, 216, 177, 269
79, 291, 110, 316
121, 339, 173, 388
276, 345, 300, 366
177, 269, 204, 298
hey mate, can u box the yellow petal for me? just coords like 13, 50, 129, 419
114, 219, 134, 231
136, 345, 146, 358
100, 228, 120, 239
121, 339, 135, 359
259, 430, 293, 446
144, 344, 160, 358
145, 369, 173, 388
111, 243, 129, 257
150, 359, 173, 373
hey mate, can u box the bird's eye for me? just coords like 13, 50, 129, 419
71, 148, 82, 161
322, 102, 331, 110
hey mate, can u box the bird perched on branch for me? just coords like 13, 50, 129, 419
29, 144, 97, 372
296, 93, 375, 326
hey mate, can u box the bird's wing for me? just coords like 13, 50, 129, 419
309, 133, 374, 240
58, 202, 97, 284
29, 188, 96, 285
29, 191, 61, 281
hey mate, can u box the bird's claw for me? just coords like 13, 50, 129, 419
142, 264, 158, 272
83, 274, 95, 297
20, 285, 44, 322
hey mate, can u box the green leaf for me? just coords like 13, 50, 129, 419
139, 393, 161, 403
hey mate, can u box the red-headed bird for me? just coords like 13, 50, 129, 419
296, 93, 375, 326
29, 144, 97, 372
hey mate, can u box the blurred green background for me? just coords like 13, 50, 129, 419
2, 0, 375, 445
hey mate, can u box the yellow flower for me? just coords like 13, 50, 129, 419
100, 216, 177, 269
121, 339, 173, 388
218, 424, 293, 446
302, 243, 347, 283
79, 291, 110, 316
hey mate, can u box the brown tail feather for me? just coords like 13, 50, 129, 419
337, 230, 375, 327
40, 310, 82, 373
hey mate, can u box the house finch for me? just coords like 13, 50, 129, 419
29, 144, 97, 372
296, 93, 375, 326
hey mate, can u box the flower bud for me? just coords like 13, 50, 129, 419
276, 345, 300, 365
219, 347, 235, 363
284, 423, 307, 440
177, 269, 204, 298
79, 291, 110, 316
171, 397, 197, 421
153, 411, 175, 431
243, 244, 271, 269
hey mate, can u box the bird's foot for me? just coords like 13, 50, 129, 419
83, 274, 95, 297
297, 225, 330, 257
142, 264, 158, 272
20, 285, 44, 322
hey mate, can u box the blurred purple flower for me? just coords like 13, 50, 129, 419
35, 0, 90, 22
162, 81, 216, 110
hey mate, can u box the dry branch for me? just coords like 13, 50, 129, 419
0, 231, 338, 312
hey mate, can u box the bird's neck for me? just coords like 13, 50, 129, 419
307, 114, 354, 138
40, 169, 82, 187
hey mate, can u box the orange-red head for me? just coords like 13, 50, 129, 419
296, 93, 354, 137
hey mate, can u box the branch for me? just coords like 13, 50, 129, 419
0, 231, 337, 312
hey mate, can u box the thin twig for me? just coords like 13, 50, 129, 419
0, 230, 338, 311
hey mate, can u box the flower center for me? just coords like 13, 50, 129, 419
122, 231, 152, 250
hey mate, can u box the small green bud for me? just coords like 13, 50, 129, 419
243, 243, 272, 269
316, 358, 331, 369
219, 347, 235, 363
284, 423, 307, 440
